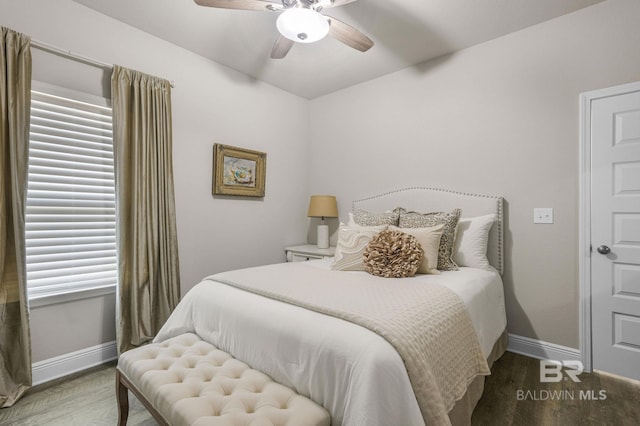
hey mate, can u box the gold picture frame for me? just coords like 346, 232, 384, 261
213, 144, 266, 197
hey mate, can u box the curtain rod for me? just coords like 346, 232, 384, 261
30, 39, 175, 88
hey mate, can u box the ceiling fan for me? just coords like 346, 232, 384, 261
194, 0, 374, 59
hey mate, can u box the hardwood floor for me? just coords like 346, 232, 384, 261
472, 352, 640, 426
0, 352, 638, 425
0, 362, 154, 426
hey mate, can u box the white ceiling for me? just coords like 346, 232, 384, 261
74, 0, 603, 99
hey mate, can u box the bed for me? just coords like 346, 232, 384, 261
155, 187, 508, 426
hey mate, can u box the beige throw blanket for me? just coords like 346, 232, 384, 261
208, 262, 489, 426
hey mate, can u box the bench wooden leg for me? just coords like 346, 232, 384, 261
115, 368, 170, 426
116, 369, 129, 426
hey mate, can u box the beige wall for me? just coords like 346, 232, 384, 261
2, 0, 639, 363
29, 294, 117, 361
2, 0, 310, 362
308, 0, 640, 349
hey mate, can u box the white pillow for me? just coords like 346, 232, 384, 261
389, 225, 443, 274
331, 223, 387, 271
453, 214, 496, 270
347, 212, 357, 227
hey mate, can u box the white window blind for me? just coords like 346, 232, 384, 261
26, 84, 116, 301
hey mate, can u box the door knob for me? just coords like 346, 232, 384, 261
597, 245, 611, 255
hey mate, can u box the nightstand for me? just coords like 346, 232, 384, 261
285, 244, 336, 262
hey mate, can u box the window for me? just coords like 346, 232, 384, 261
26, 82, 116, 304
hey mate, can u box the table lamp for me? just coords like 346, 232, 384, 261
307, 195, 338, 249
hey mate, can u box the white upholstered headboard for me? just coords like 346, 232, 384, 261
352, 187, 504, 275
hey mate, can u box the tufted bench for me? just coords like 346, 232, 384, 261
116, 333, 330, 426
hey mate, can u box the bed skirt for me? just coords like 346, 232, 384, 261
448, 330, 508, 426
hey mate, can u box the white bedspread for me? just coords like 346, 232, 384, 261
154, 259, 506, 426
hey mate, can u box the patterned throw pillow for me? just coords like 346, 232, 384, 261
397, 208, 462, 271
331, 224, 388, 271
352, 209, 400, 227
363, 230, 423, 278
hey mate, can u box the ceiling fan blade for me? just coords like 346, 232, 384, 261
326, 15, 373, 52
194, 0, 282, 12
270, 35, 295, 59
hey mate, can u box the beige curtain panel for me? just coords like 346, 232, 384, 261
0, 27, 32, 408
111, 65, 181, 354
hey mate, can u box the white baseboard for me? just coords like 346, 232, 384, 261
32, 341, 117, 386
507, 333, 581, 362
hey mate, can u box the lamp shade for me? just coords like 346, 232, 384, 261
307, 195, 338, 218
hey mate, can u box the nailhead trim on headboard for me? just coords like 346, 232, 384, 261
352, 187, 504, 275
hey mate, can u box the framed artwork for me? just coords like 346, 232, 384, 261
212, 144, 266, 197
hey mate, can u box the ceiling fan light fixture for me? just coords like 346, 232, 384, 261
276, 8, 329, 43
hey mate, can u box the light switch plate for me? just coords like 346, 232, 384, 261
534, 208, 553, 224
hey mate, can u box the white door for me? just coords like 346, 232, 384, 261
591, 84, 640, 380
